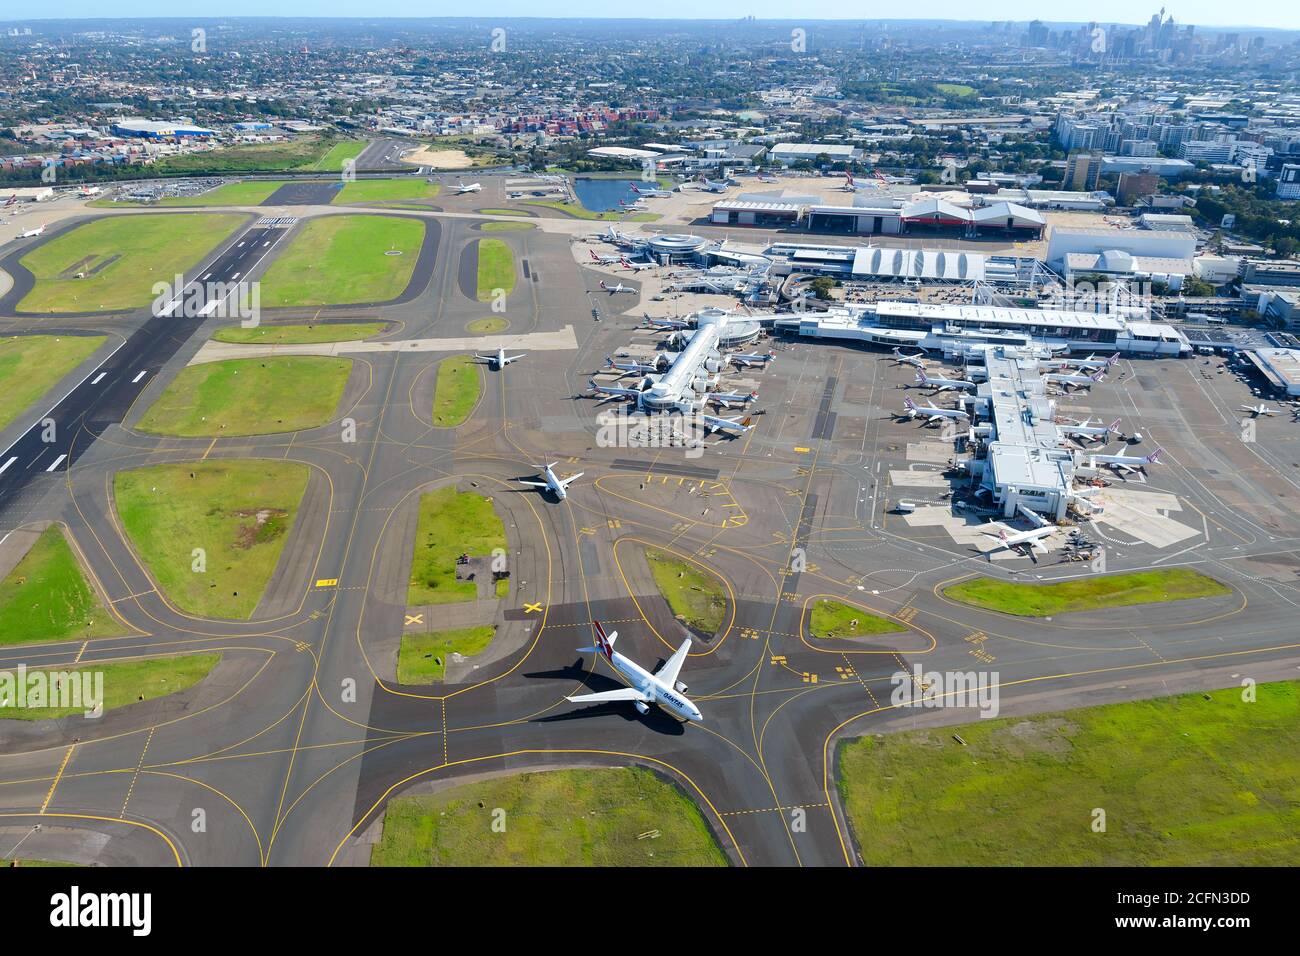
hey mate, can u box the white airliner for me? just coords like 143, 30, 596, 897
605, 355, 668, 375
914, 368, 976, 392
1061, 417, 1123, 444
516, 462, 583, 500
599, 281, 636, 294
3, 194, 16, 208
621, 258, 654, 272
982, 524, 1056, 555
903, 396, 968, 426
1046, 368, 1106, 390
700, 413, 754, 435
568, 620, 702, 722
454, 179, 483, 194
18, 222, 46, 238
630, 184, 672, 198
644, 315, 691, 331
587, 377, 646, 406
704, 389, 758, 409
1240, 403, 1280, 417
589, 250, 622, 265
891, 347, 927, 368
1088, 447, 1163, 475
1042, 352, 1120, 373
475, 347, 525, 369
728, 349, 776, 369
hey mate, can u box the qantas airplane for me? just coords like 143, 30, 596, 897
4, 194, 17, 208
453, 179, 482, 194
516, 462, 582, 500
620, 258, 654, 272
474, 347, 525, 369
589, 249, 622, 265
18, 222, 46, 239
567, 621, 702, 722
982, 524, 1056, 555
599, 281, 636, 294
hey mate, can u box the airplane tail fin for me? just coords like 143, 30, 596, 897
577, 620, 618, 659
1147, 448, 1163, 464
904, 397, 917, 411
1108, 418, 1122, 432
1107, 352, 1120, 367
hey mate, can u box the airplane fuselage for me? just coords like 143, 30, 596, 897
603, 649, 702, 721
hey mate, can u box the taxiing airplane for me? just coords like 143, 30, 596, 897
474, 347, 525, 369
599, 281, 636, 294
18, 222, 46, 239
914, 368, 976, 392
700, 413, 754, 435
454, 180, 483, 194
516, 462, 583, 500
1088, 447, 1163, 475
568, 620, 702, 721
1240, 403, 1280, 417
728, 349, 776, 369
1061, 417, 1123, 444
903, 396, 969, 426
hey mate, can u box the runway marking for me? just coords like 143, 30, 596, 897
90, 372, 106, 385
314, 578, 339, 588
131, 370, 147, 383
40, 745, 75, 814
404, 613, 424, 626
45, 454, 66, 472
523, 602, 543, 614
73, 641, 88, 663
0, 457, 15, 476
720, 803, 829, 818
120, 726, 156, 819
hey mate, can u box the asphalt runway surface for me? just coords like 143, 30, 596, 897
1, 193, 1299, 867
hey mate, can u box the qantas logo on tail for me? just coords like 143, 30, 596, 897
592, 621, 614, 661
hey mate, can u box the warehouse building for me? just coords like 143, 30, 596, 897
110, 119, 214, 139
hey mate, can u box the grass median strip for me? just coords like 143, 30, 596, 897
475, 238, 516, 301
0, 334, 106, 432
407, 486, 506, 606
645, 550, 726, 634
808, 598, 905, 638
431, 354, 480, 427
0, 527, 126, 646
333, 179, 440, 203
942, 568, 1231, 617
114, 460, 310, 619
396, 626, 495, 683
0, 653, 220, 721
258, 214, 424, 307
838, 679, 1300, 865
371, 767, 727, 866
212, 322, 387, 345
135, 356, 352, 437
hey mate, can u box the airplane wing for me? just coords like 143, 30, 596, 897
517, 480, 549, 488
654, 639, 692, 688
508, 353, 526, 362
567, 688, 651, 705
559, 471, 584, 488
474, 354, 493, 362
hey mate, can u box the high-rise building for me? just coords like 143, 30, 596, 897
1065, 151, 1102, 191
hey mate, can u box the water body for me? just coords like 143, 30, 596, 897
573, 178, 640, 212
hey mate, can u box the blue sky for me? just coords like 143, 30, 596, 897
13, 4, 1298, 31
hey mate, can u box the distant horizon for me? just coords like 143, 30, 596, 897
2, 9, 1297, 33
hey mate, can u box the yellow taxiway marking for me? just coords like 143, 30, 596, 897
404, 613, 424, 626
41, 745, 75, 813
523, 602, 543, 614
315, 578, 339, 588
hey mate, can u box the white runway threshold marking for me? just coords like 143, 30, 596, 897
0, 457, 16, 476
90, 372, 106, 384
131, 370, 147, 383
45, 454, 66, 472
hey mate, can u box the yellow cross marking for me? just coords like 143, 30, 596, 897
524, 602, 543, 614
405, 613, 424, 626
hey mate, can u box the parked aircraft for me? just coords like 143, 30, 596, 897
903, 396, 969, 426
1046, 368, 1106, 391
1240, 403, 1280, 417
914, 368, 977, 392
599, 281, 637, 294
18, 222, 45, 238
1061, 417, 1123, 444
727, 349, 776, 369
1088, 447, 1164, 475
700, 413, 754, 435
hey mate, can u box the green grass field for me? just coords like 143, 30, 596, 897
396, 626, 496, 683
935, 82, 978, 97
153, 137, 351, 175
479, 221, 536, 232
159, 180, 289, 206
645, 551, 726, 634
134, 356, 352, 437
407, 487, 506, 606
0, 527, 126, 646
475, 238, 516, 301
431, 354, 480, 427
522, 199, 658, 222
838, 680, 1300, 866
257, 214, 424, 307
18, 213, 245, 314
301, 140, 368, 172
465, 317, 509, 334
943, 569, 1232, 617
0, 334, 106, 432
212, 322, 387, 345
333, 179, 440, 204
808, 598, 906, 638
0, 654, 220, 721
371, 767, 727, 866
114, 460, 310, 619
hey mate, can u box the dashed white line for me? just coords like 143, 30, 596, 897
45, 454, 66, 472
0, 457, 16, 476
131, 370, 147, 383
90, 372, 106, 384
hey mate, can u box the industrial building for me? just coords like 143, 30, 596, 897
110, 119, 214, 139
801, 196, 1045, 238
